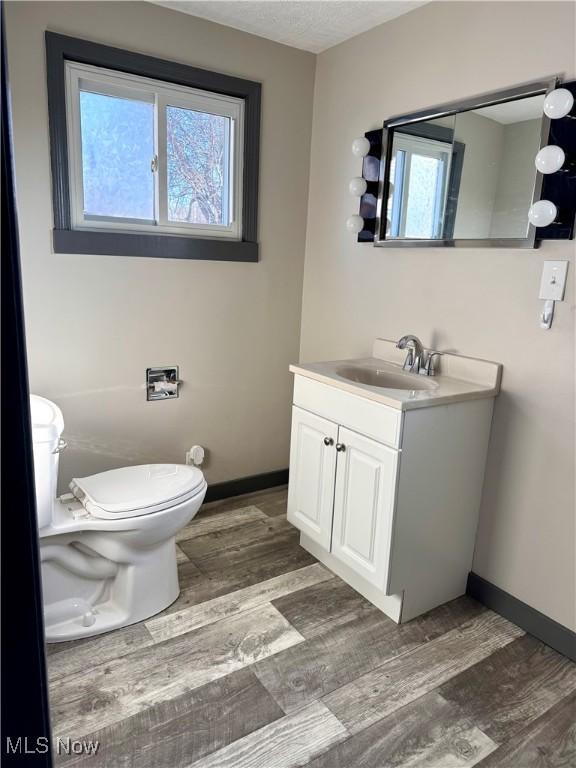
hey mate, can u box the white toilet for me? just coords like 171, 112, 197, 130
30, 394, 207, 642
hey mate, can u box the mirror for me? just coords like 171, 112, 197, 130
378, 82, 553, 247
452, 96, 545, 239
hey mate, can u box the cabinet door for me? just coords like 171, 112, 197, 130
332, 427, 398, 589
287, 407, 338, 549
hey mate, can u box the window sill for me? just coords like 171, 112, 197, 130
53, 229, 259, 262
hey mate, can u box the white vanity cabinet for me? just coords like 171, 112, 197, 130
287, 360, 499, 624
288, 407, 397, 591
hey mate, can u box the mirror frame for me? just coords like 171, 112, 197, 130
375, 78, 558, 249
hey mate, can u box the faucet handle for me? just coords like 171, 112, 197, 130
424, 351, 442, 376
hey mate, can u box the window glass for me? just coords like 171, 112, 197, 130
79, 91, 155, 220
166, 106, 230, 226
404, 154, 444, 238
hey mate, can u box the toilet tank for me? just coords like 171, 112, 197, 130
30, 395, 65, 529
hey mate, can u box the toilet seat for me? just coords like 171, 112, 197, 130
70, 464, 205, 520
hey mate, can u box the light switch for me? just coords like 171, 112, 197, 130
539, 260, 568, 301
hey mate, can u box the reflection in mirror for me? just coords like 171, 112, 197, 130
387, 115, 456, 240
452, 94, 545, 239
382, 91, 547, 244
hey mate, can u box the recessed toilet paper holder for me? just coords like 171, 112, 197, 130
146, 366, 181, 401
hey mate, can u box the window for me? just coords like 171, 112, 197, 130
46, 33, 260, 261
66, 63, 243, 239
389, 134, 452, 239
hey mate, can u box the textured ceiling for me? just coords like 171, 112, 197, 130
152, 1, 428, 53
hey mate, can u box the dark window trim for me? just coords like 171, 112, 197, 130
443, 141, 465, 239
45, 31, 261, 262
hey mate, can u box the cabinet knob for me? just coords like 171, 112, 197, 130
336, 443, 346, 452
323, 437, 334, 446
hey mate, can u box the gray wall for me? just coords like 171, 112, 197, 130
453, 113, 542, 239
301, 1, 575, 630
491, 118, 543, 238
453, 111, 504, 239
5, 1, 316, 489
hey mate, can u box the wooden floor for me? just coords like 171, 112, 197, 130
47, 487, 576, 768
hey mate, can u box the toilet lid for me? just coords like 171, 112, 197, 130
70, 464, 205, 519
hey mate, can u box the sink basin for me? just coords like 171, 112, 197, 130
290, 340, 502, 410
336, 365, 437, 391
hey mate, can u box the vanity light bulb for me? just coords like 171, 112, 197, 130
535, 145, 566, 174
349, 177, 368, 196
543, 88, 574, 119
346, 214, 364, 233
351, 137, 370, 158
528, 200, 558, 227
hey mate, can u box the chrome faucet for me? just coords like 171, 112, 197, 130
396, 335, 441, 376
396, 334, 424, 373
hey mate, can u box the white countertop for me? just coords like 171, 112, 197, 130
290, 339, 502, 411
